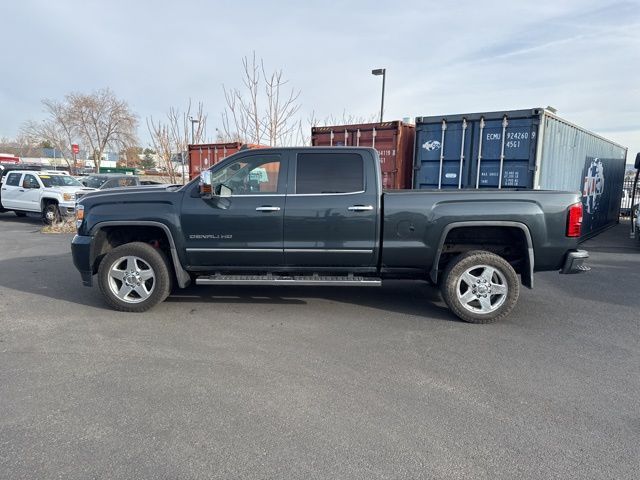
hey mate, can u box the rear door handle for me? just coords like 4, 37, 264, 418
348, 205, 374, 212
256, 206, 281, 212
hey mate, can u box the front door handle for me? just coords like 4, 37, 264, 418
348, 205, 374, 212
256, 206, 281, 212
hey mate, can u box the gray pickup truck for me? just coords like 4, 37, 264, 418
71, 147, 588, 323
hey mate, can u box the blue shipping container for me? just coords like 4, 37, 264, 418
413, 108, 628, 237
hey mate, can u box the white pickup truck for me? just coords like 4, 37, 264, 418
0, 170, 95, 223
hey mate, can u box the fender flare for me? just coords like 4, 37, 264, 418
430, 220, 535, 288
91, 220, 191, 288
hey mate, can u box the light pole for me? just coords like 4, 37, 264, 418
187, 117, 200, 184
189, 116, 199, 145
371, 68, 386, 123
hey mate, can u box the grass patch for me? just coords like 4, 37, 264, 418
41, 218, 76, 234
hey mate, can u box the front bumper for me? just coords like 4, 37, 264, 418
560, 249, 590, 274
71, 234, 93, 286
59, 201, 76, 216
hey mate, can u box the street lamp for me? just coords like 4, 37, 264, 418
189, 116, 200, 145
187, 117, 200, 185
371, 68, 386, 123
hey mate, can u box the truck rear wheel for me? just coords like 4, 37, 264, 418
440, 250, 519, 324
97, 242, 171, 312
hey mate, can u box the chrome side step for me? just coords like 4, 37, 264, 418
195, 273, 382, 287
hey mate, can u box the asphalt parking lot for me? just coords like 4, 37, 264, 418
0, 212, 639, 479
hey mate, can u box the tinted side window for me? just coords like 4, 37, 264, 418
24, 174, 40, 188
210, 155, 282, 195
296, 153, 363, 194
6, 173, 21, 186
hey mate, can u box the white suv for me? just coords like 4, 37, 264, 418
0, 170, 95, 223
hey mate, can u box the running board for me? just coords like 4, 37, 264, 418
195, 273, 382, 287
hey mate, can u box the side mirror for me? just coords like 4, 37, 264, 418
199, 171, 212, 197
635, 152, 640, 170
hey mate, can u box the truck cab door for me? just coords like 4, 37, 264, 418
16, 174, 42, 211
181, 152, 287, 267
283, 150, 380, 269
1, 172, 24, 209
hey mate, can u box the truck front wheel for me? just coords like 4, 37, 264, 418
42, 202, 60, 224
97, 242, 171, 312
440, 250, 519, 324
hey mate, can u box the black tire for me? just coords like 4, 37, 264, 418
440, 250, 519, 324
97, 242, 172, 312
42, 202, 60, 225
15, 211, 27, 217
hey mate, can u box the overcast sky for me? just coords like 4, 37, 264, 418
2, 0, 639, 161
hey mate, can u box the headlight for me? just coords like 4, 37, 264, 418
63, 192, 76, 201
75, 204, 84, 229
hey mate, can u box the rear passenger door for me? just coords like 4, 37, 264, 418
283, 151, 379, 269
1, 172, 23, 209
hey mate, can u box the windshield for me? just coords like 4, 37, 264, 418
39, 174, 83, 188
82, 176, 107, 188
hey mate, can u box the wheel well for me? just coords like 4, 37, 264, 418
92, 226, 173, 275
41, 198, 58, 208
436, 226, 530, 282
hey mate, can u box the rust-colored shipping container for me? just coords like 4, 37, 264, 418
188, 142, 266, 180
310, 121, 415, 189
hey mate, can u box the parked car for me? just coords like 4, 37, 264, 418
620, 189, 633, 216
1, 170, 95, 223
75, 174, 169, 201
631, 153, 640, 241
79, 174, 167, 189
80, 174, 140, 190
71, 147, 589, 323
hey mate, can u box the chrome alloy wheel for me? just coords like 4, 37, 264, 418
107, 256, 156, 304
456, 264, 508, 314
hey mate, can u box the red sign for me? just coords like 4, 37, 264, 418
0, 155, 20, 164
71, 144, 79, 155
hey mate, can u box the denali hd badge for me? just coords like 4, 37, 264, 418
189, 234, 232, 239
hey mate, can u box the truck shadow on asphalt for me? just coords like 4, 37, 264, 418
166, 281, 455, 321
0, 254, 456, 321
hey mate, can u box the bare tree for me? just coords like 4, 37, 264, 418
0, 135, 41, 158
262, 63, 301, 146
147, 119, 176, 182
21, 99, 78, 170
221, 53, 302, 146
67, 88, 138, 171
147, 100, 207, 183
